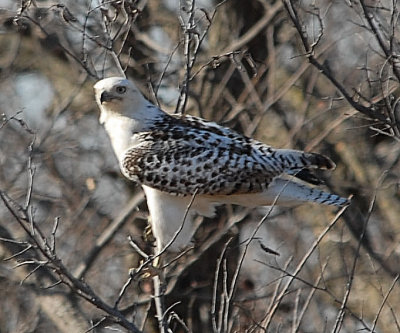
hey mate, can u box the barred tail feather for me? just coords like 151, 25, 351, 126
215, 179, 350, 208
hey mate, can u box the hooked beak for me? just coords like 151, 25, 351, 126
100, 91, 116, 104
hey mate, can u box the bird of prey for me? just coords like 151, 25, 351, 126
94, 77, 349, 252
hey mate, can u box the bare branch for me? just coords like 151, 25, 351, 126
283, 0, 391, 124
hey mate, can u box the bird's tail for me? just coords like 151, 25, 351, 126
215, 178, 350, 208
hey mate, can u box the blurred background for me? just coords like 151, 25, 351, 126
0, 0, 399, 332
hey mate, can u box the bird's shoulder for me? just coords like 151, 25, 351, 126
138, 112, 273, 156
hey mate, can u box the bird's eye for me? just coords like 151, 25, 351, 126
116, 86, 126, 94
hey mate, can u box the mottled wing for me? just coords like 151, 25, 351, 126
121, 137, 276, 196
121, 113, 334, 196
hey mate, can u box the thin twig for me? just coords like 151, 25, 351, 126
332, 174, 385, 333
73, 191, 145, 279
262, 204, 349, 331
283, 0, 390, 124
371, 274, 400, 332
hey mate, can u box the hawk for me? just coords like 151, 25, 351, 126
94, 77, 349, 251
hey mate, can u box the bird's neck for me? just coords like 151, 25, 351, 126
102, 113, 138, 162
101, 100, 163, 162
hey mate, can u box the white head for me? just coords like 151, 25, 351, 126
94, 77, 148, 124
94, 77, 162, 160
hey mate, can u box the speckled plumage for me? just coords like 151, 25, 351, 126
121, 111, 336, 199
94, 77, 349, 251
